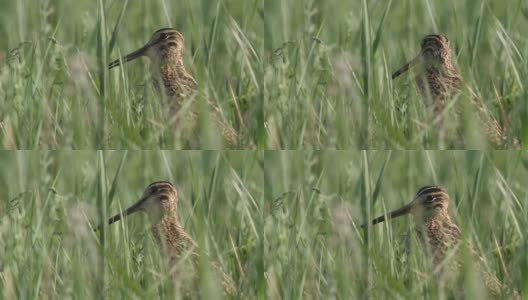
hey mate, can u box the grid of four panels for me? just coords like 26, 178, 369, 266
1, 0, 527, 299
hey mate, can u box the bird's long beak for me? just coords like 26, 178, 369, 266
369, 202, 414, 225
362, 197, 419, 229
108, 44, 150, 69
391, 54, 421, 79
107, 196, 147, 225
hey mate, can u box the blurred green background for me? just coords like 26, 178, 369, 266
265, 150, 527, 298
265, 0, 528, 149
0, 150, 264, 298
0, 0, 263, 149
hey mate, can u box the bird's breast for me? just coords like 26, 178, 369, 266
151, 65, 196, 111
415, 68, 462, 113
415, 218, 461, 263
150, 216, 195, 263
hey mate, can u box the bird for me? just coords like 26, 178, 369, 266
101, 181, 236, 296
108, 28, 239, 147
392, 34, 511, 148
366, 185, 517, 298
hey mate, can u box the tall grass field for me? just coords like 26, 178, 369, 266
0, 0, 263, 149
0, 151, 264, 298
2, 0, 528, 299
265, 151, 527, 298
265, 0, 528, 149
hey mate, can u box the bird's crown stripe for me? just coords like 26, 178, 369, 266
148, 181, 174, 188
416, 186, 445, 197
154, 28, 177, 34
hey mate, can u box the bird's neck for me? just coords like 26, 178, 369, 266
416, 214, 461, 262
151, 62, 197, 102
158, 215, 179, 235
415, 209, 457, 240
425, 63, 461, 84
151, 213, 191, 258
421, 213, 453, 228
418, 65, 462, 108
150, 59, 190, 79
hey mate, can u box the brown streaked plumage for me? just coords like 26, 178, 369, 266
392, 34, 462, 110
369, 186, 461, 264
104, 181, 236, 296
106, 181, 195, 262
367, 186, 517, 298
392, 34, 512, 148
109, 29, 196, 110
108, 28, 239, 147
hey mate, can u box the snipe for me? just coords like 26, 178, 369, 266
101, 181, 236, 296
392, 34, 508, 147
109, 28, 238, 147
367, 185, 517, 298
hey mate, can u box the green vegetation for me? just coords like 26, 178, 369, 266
3, 0, 528, 299
0, 0, 263, 149
0, 151, 264, 298
265, 151, 526, 298
265, 0, 528, 149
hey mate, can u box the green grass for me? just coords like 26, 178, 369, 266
0, 151, 264, 298
2, 0, 527, 150
265, 0, 528, 149
265, 151, 527, 298
0, 0, 263, 149
2, 0, 528, 299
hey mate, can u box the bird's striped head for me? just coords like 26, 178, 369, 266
392, 33, 453, 79
142, 180, 178, 211
420, 34, 451, 67
411, 185, 450, 215
108, 28, 186, 69
106, 181, 178, 226
368, 185, 450, 226
145, 28, 185, 59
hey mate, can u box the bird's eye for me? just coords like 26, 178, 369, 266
151, 187, 159, 193
426, 195, 434, 202
159, 33, 169, 40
